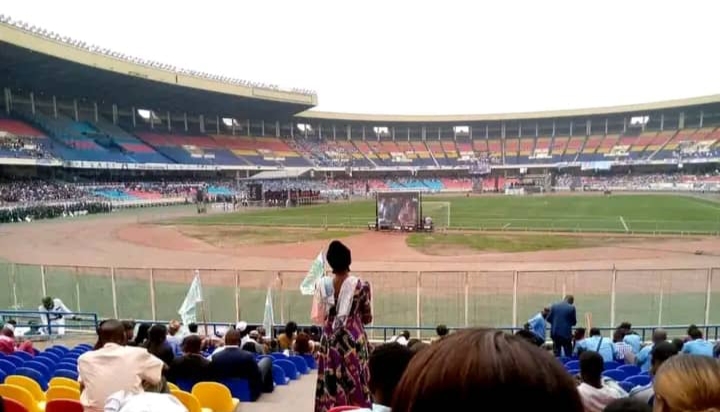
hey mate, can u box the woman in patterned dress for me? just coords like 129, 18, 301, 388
314, 240, 373, 412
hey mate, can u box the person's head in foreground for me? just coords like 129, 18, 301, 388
653, 354, 720, 412
168, 319, 181, 336
578, 351, 625, 412
96, 319, 127, 348
687, 325, 703, 340
649, 341, 678, 377
435, 324, 449, 338
369, 343, 414, 408
613, 329, 625, 343
121, 320, 135, 342
225, 328, 241, 346
565, 294, 575, 305
327, 240, 351, 275
391, 329, 583, 412
652, 329, 668, 345
41, 296, 54, 310
182, 334, 203, 355
284, 321, 298, 338
603, 398, 651, 412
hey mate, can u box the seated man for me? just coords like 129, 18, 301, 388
630, 341, 678, 406
210, 329, 265, 401
682, 325, 714, 357
78, 319, 164, 412
575, 328, 616, 362
357, 343, 415, 412
168, 335, 211, 384
576, 351, 627, 412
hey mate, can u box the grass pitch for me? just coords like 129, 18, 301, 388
175, 193, 720, 234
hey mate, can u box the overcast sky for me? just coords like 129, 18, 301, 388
3, 0, 719, 115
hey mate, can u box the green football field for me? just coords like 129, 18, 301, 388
177, 193, 720, 234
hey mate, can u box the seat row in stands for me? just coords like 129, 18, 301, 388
559, 356, 651, 392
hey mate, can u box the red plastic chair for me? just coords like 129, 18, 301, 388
45, 399, 83, 412
328, 407, 361, 412
3, 397, 30, 412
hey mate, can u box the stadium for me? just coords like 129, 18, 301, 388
0, 8, 720, 412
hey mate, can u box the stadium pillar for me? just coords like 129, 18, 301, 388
604, 118, 608, 135
246, 119, 251, 135
199, 114, 205, 133
469, 126, 473, 140
93, 102, 99, 122
289, 122, 293, 138
29, 92, 35, 115
485, 124, 489, 139
275, 121, 280, 137
332, 124, 336, 140
40, 265, 47, 297
699, 111, 704, 128
73, 99, 79, 121
112, 104, 118, 124
167, 111, 172, 132
3, 88, 10, 114
234, 270, 240, 323
184, 112, 189, 132
678, 112, 685, 129
346, 124, 351, 140
216, 115, 220, 134
622, 117, 627, 133
416, 271, 422, 338
569, 120, 573, 136
131, 106, 136, 127
551, 120, 555, 136
586, 120, 591, 136
535, 122, 539, 137
362, 125, 366, 140
659, 113, 664, 131
464, 272, 469, 327
261, 120, 265, 136
421, 126, 426, 141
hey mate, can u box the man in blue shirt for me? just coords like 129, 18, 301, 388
619, 322, 642, 353
629, 341, 679, 405
682, 325, 714, 357
636, 329, 667, 372
547, 295, 576, 357
528, 307, 550, 344
576, 328, 616, 362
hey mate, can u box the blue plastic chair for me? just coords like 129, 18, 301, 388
76, 344, 92, 350
625, 375, 651, 387
53, 368, 79, 380
289, 356, 309, 375
640, 371, 650, 376
274, 359, 299, 380
220, 378, 253, 402
175, 378, 196, 392
0, 359, 16, 375
14, 366, 49, 390
618, 365, 641, 376
56, 362, 77, 372
270, 353, 287, 361
24, 360, 51, 380
301, 354, 317, 369
567, 368, 580, 375
564, 360, 580, 370
272, 364, 289, 385
38, 351, 61, 363
32, 356, 56, 372
49, 345, 69, 353
258, 355, 274, 363
619, 380, 636, 393
4, 355, 24, 368
12, 351, 32, 361
603, 361, 621, 371
0, 369, 6, 384
558, 356, 571, 364
602, 369, 627, 381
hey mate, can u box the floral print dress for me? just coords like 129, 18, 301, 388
314, 276, 373, 412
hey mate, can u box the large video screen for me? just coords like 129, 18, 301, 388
376, 192, 421, 228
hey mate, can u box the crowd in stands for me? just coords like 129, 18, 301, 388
0, 137, 51, 159
0, 14, 314, 96
555, 172, 720, 191
0, 180, 88, 204
0, 201, 112, 223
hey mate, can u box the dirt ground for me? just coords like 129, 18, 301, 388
0, 207, 719, 293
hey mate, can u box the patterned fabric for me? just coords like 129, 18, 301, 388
314, 277, 373, 412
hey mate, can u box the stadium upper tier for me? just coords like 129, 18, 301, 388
1, 112, 719, 168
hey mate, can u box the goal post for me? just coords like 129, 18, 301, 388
422, 201, 451, 229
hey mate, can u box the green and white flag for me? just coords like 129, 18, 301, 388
178, 270, 203, 326
262, 287, 274, 334
300, 250, 325, 295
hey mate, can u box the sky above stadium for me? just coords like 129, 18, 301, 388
3, 0, 720, 116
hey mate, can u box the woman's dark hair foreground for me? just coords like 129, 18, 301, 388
391, 328, 584, 412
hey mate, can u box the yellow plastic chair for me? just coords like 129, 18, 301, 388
168, 382, 179, 391
192, 382, 239, 412
171, 389, 213, 412
49, 377, 80, 391
5, 375, 47, 403
46, 385, 81, 401
0, 383, 40, 412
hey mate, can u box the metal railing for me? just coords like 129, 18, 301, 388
0, 263, 719, 333
0, 309, 99, 336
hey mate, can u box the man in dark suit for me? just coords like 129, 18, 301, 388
547, 295, 577, 357
210, 329, 264, 401
168, 335, 211, 384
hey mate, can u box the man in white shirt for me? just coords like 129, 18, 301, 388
38, 296, 73, 335
577, 351, 627, 412
78, 319, 164, 412
104, 390, 187, 412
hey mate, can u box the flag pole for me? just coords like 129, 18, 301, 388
197, 269, 209, 335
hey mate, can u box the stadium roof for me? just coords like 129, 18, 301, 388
246, 168, 313, 180
0, 22, 317, 119
298, 94, 720, 124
